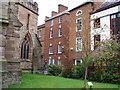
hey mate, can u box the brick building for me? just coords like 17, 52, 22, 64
0, 0, 41, 88
44, 4, 70, 66
38, 1, 104, 67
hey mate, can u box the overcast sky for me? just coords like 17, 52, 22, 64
33, 0, 87, 25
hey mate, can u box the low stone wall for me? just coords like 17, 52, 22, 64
7, 60, 22, 85
0, 59, 22, 89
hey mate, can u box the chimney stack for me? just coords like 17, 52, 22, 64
58, 4, 68, 13
51, 11, 57, 16
45, 16, 49, 20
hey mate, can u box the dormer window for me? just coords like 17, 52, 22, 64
76, 10, 82, 16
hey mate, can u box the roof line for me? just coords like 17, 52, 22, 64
90, 1, 120, 14
45, 10, 70, 21
69, 1, 93, 12
45, 1, 93, 22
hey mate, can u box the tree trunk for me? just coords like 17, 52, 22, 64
84, 66, 88, 89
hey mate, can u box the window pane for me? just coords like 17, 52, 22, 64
49, 46, 53, 54
50, 20, 54, 26
76, 18, 82, 31
21, 37, 30, 60
59, 28, 62, 37
94, 35, 100, 49
111, 13, 120, 35
94, 18, 100, 28
76, 37, 82, 51
50, 30, 53, 38
58, 44, 62, 53
58, 59, 61, 65
76, 10, 82, 16
117, 13, 120, 18
59, 17, 62, 23
49, 59, 54, 65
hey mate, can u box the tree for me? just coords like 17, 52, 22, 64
92, 37, 120, 84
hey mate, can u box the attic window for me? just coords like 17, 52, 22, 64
76, 10, 82, 16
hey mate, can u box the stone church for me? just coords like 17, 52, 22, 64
0, 0, 42, 88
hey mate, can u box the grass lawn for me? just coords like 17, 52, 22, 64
9, 73, 119, 88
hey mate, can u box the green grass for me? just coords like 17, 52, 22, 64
9, 73, 119, 88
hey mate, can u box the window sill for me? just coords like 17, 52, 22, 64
59, 22, 62, 24
76, 50, 82, 52
94, 27, 101, 29
49, 53, 53, 55
58, 52, 62, 54
21, 59, 31, 62
49, 37, 53, 39
50, 25, 53, 27
58, 36, 62, 37
76, 30, 82, 32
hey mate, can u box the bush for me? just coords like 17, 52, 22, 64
47, 65, 62, 76
71, 64, 84, 79
61, 67, 72, 78
90, 66, 119, 84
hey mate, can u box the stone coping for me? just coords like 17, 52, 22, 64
0, 59, 20, 63
7, 69, 21, 72
0, 70, 8, 72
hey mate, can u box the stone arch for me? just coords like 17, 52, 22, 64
21, 32, 33, 61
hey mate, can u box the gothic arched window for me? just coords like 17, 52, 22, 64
21, 36, 30, 60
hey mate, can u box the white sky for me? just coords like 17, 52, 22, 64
33, 0, 88, 25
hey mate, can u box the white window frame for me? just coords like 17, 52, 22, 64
58, 27, 62, 37
49, 59, 54, 65
58, 44, 62, 54
76, 37, 82, 52
75, 59, 82, 65
50, 20, 54, 26
49, 45, 53, 54
58, 59, 61, 65
59, 16, 62, 24
76, 17, 82, 32
76, 10, 82, 16
50, 28, 53, 38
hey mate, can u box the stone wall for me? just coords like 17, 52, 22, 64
16, 0, 39, 72
0, 1, 22, 88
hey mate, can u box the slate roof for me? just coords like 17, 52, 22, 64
99, 0, 120, 9
90, 0, 120, 14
